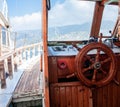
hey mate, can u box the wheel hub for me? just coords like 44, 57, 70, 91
94, 62, 101, 69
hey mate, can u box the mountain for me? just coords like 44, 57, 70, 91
48, 22, 90, 36
48, 20, 115, 41
11, 30, 42, 48
13, 20, 115, 47
48, 20, 114, 36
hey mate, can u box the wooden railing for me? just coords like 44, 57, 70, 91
0, 42, 42, 89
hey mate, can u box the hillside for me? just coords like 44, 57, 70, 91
14, 20, 115, 47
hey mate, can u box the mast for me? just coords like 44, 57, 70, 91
42, 0, 50, 107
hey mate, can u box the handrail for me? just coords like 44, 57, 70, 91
0, 42, 42, 62
0, 42, 43, 88
15, 42, 42, 52
0, 50, 14, 61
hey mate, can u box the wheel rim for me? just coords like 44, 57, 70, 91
75, 43, 116, 87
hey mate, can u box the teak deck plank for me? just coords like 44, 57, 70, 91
13, 58, 42, 101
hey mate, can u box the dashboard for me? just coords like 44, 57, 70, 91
48, 45, 78, 56
48, 43, 120, 56
48, 40, 120, 87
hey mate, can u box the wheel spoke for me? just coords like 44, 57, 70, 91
85, 55, 95, 64
101, 57, 111, 65
92, 69, 97, 82
76, 43, 116, 87
82, 64, 94, 73
100, 68, 107, 75
95, 48, 100, 62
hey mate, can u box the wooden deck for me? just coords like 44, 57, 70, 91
12, 56, 43, 103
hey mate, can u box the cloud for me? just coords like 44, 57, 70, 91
10, 0, 118, 31
10, 12, 41, 31
48, 0, 118, 27
48, 0, 95, 27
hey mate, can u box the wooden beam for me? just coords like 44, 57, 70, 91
90, 2, 104, 37
112, 19, 119, 36
8, 56, 13, 79
118, 1, 120, 21
117, 0, 120, 35
112, 2, 119, 39
102, 0, 109, 5
0, 12, 9, 28
102, 0, 118, 5
42, 0, 50, 107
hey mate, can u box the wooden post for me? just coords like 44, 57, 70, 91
27, 48, 30, 59
7, 56, 14, 79
90, 2, 104, 37
32, 47, 34, 58
26, 48, 30, 59
0, 60, 6, 88
38, 44, 40, 53
22, 49, 26, 60
31, 46, 35, 57
29, 48, 31, 58
112, 1, 120, 37
14, 32, 17, 50
40, 52, 43, 72
40, 44, 43, 72
42, 0, 50, 107
18, 51, 22, 64
118, 1, 120, 25
4, 58, 9, 77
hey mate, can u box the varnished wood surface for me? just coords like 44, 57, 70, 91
90, 2, 104, 37
42, 0, 50, 106
92, 56, 120, 107
48, 56, 76, 83
0, 57, 40, 107
114, 42, 120, 47
48, 54, 120, 107
13, 59, 42, 101
50, 82, 93, 107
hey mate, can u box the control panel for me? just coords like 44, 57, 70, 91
48, 41, 120, 85
48, 45, 78, 56
48, 43, 120, 57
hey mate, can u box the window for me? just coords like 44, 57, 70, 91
100, 5, 118, 36
2, 27, 6, 45
48, 0, 95, 41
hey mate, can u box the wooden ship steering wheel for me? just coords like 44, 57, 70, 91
75, 35, 117, 87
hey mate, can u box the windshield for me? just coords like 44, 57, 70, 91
48, 0, 118, 41
100, 5, 118, 36
48, 0, 95, 41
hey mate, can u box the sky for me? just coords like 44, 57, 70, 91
7, 0, 42, 31
6, 0, 118, 31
